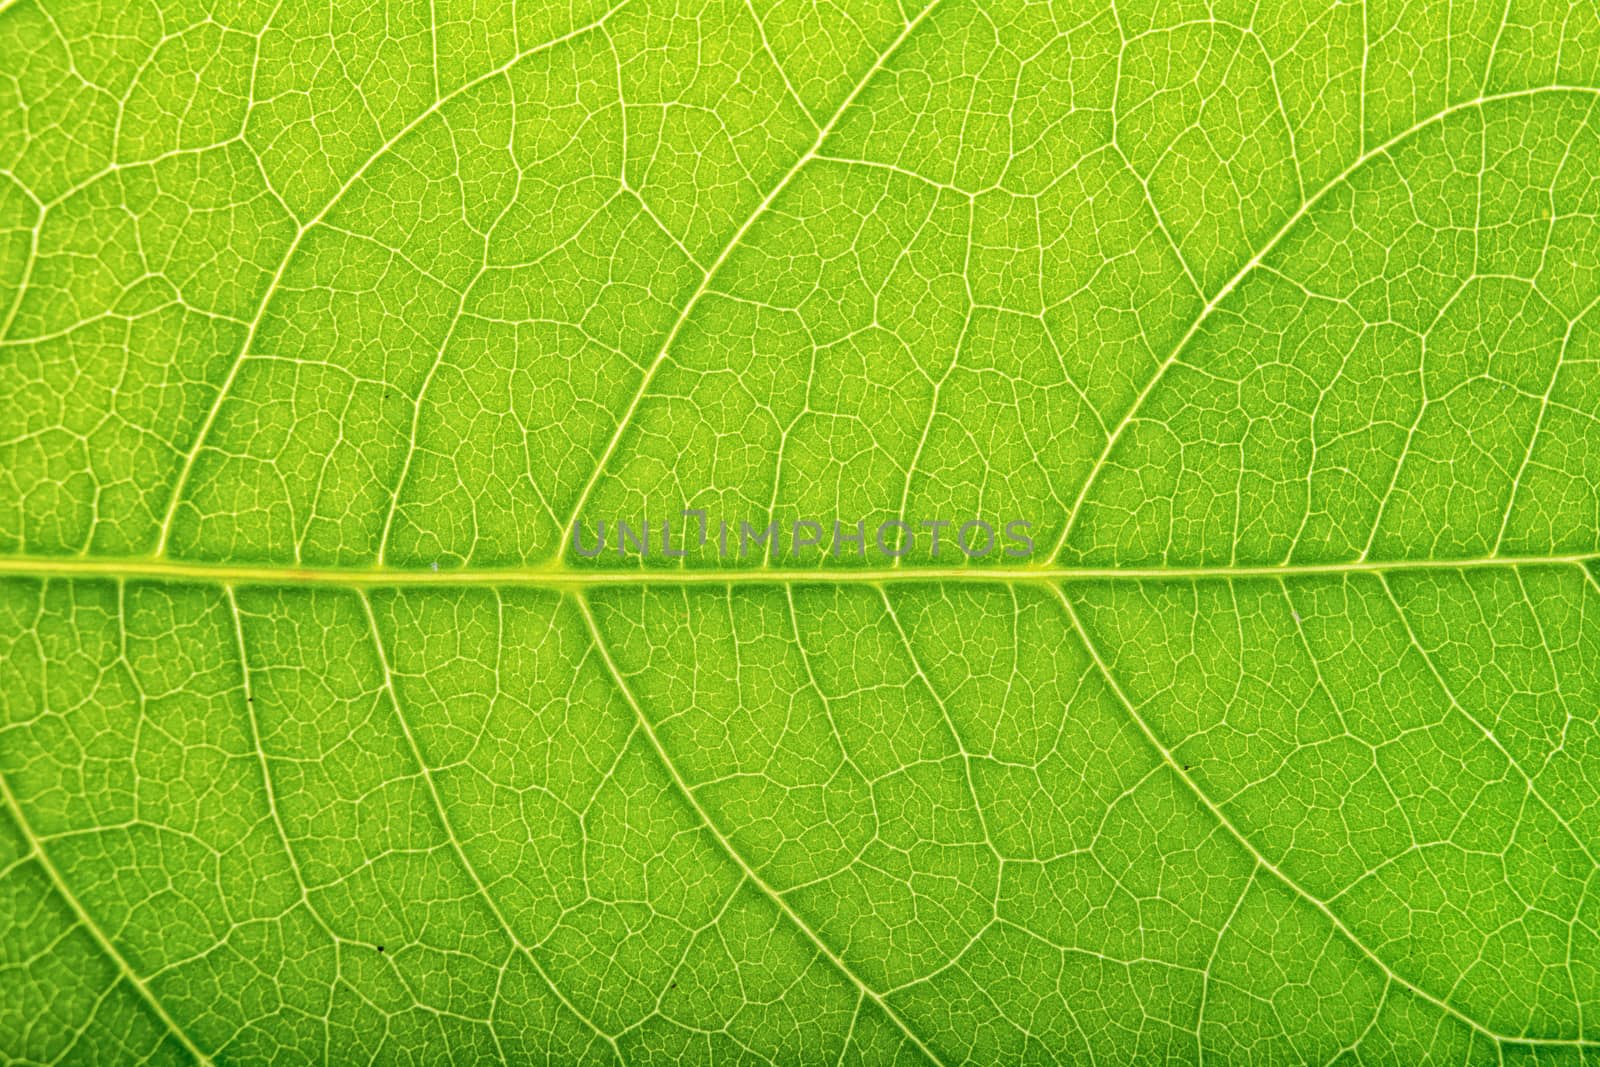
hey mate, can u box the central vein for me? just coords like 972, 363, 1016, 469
0, 553, 1593, 588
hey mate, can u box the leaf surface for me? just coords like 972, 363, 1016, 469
3, 0, 1600, 1062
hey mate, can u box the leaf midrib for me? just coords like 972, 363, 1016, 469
1, 553, 1594, 588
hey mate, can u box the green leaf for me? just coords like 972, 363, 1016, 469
3, 0, 1600, 1062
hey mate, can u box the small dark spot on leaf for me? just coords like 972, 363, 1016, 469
376, 945, 384, 953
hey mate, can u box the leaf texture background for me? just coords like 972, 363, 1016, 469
4, 0, 1600, 1062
